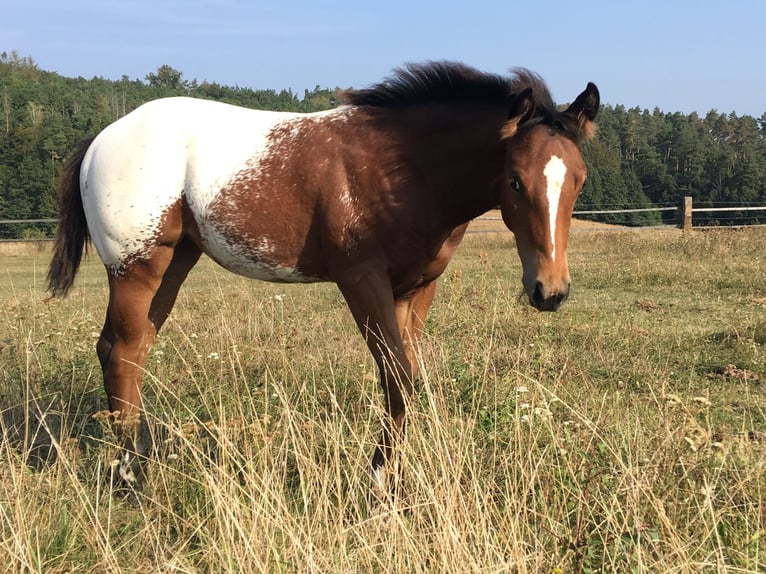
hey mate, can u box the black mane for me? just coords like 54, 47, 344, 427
342, 61, 556, 111
343, 61, 590, 144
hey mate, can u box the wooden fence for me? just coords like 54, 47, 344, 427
574, 197, 766, 231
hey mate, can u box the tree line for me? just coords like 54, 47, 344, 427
583, 103, 766, 226
1, 51, 764, 238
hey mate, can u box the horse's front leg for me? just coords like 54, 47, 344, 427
369, 357, 412, 505
336, 262, 413, 506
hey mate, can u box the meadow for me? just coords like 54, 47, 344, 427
1, 226, 765, 573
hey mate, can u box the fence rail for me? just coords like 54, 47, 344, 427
686, 206, 766, 213
573, 206, 677, 216
0, 218, 58, 224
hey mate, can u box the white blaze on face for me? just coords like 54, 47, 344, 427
543, 155, 567, 261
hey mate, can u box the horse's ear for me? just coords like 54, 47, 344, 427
501, 88, 535, 140
564, 82, 600, 140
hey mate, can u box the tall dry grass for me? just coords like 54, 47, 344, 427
1, 227, 765, 572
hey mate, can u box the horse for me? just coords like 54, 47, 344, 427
47, 61, 599, 501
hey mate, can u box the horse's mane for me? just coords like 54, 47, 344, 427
342, 61, 554, 110
343, 61, 586, 142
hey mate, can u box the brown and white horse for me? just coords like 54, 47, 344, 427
48, 62, 598, 499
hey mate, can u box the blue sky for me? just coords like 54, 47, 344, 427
3, 0, 764, 116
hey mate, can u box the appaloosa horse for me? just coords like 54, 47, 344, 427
48, 61, 599, 500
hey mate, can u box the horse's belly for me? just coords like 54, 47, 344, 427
198, 220, 323, 283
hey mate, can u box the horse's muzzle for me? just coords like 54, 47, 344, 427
530, 280, 570, 311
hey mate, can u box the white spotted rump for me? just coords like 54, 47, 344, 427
543, 155, 567, 261
79, 97, 352, 279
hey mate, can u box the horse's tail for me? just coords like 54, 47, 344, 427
47, 138, 94, 298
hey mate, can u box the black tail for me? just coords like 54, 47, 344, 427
47, 138, 94, 297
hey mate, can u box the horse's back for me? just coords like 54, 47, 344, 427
80, 97, 295, 272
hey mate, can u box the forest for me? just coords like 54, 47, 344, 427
1, 51, 764, 238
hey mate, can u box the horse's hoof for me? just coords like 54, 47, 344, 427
112, 452, 148, 495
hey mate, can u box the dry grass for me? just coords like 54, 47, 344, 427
1, 227, 765, 572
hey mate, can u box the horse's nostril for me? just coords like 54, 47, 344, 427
530, 281, 569, 312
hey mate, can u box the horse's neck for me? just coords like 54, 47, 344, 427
390, 105, 506, 227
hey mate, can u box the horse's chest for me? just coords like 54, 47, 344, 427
388, 249, 450, 296
391, 225, 467, 294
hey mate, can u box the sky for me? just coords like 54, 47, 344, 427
2, 0, 764, 117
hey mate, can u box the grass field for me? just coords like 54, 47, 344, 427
1, 227, 765, 573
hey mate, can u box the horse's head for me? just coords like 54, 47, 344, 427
498, 82, 599, 311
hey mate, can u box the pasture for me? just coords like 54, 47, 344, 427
1, 227, 765, 573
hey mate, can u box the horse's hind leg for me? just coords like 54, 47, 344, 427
97, 238, 201, 485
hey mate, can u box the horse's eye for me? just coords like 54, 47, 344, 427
509, 176, 522, 192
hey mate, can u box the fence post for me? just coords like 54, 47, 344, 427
681, 196, 693, 231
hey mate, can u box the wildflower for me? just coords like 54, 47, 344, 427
665, 393, 682, 406
180, 422, 199, 436
207, 352, 220, 360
